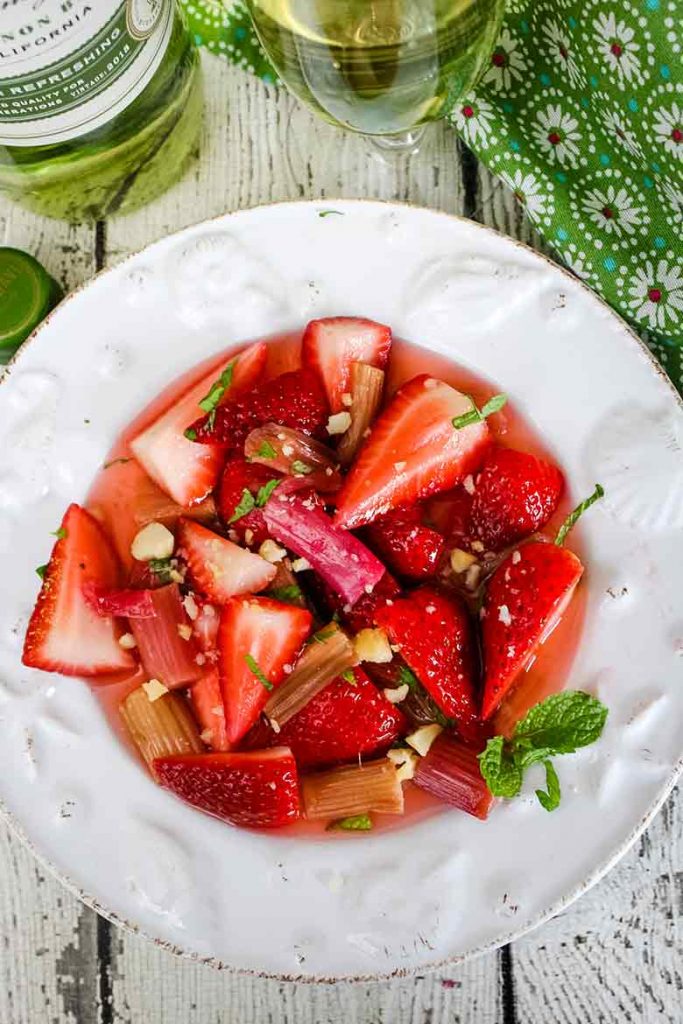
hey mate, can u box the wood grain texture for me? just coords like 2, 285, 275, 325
0, 53, 680, 1023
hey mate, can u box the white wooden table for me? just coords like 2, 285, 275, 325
1, 56, 680, 1024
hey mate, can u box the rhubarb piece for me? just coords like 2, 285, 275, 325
190, 669, 229, 750
334, 375, 491, 530
154, 748, 300, 828
129, 584, 203, 688
468, 446, 564, 551
267, 667, 406, 768
414, 734, 493, 820
375, 586, 480, 727
301, 317, 392, 412
82, 583, 156, 619
23, 504, 135, 677
481, 543, 583, 719
176, 518, 276, 602
187, 368, 329, 448
131, 343, 266, 506
337, 362, 385, 466
121, 686, 204, 773
364, 505, 445, 580
245, 423, 341, 492
264, 623, 357, 728
218, 596, 312, 743
302, 758, 404, 820
263, 493, 384, 606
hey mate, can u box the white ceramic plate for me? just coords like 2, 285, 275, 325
0, 201, 681, 981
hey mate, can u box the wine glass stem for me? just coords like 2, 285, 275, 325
368, 126, 427, 154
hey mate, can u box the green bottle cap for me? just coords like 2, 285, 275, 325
0, 247, 63, 364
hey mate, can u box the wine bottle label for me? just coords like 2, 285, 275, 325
0, 0, 173, 147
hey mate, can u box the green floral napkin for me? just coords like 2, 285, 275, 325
180, 0, 683, 392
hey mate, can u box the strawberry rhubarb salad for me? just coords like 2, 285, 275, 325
23, 318, 607, 833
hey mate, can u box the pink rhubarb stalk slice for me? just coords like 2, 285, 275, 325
244, 423, 341, 492
263, 493, 385, 606
337, 362, 385, 467
120, 686, 204, 774
83, 582, 157, 619
414, 733, 493, 820
129, 583, 204, 687
302, 759, 404, 820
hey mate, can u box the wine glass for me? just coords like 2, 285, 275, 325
244, 0, 505, 152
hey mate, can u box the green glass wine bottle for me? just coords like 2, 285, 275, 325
0, 1, 202, 221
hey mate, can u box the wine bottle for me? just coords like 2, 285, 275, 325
0, 1, 202, 221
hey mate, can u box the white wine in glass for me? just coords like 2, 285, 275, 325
246, 0, 504, 143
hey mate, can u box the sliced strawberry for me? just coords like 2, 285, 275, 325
218, 596, 312, 743
130, 343, 266, 507
425, 486, 473, 544
192, 599, 220, 653
481, 541, 583, 719
469, 447, 564, 551
375, 585, 480, 726
364, 505, 445, 580
23, 504, 134, 677
176, 518, 276, 602
301, 316, 392, 412
217, 458, 279, 547
334, 375, 490, 530
187, 369, 329, 449
267, 667, 406, 768
154, 748, 300, 828
190, 669, 229, 751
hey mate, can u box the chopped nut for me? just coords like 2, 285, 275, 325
498, 604, 512, 626
291, 557, 312, 572
512, 550, 522, 564
341, 392, 353, 407
259, 539, 287, 563
211, 705, 223, 717
387, 747, 419, 782
326, 411, 352, 435
450, 548, 477, 574
465, 564, 481, 590
200, 728, 213, 744
118, 632, 137, 650
142, 678, 168, 702
282, 443, 294, 457
353, 627, 393, 664
177, 623, 192, 641
244, 528, 254, 546
394, 461, 406, 472
183, 593, 199, 621
383, 683, 410, 704
425, 604, 436, 614
406, 723, 442, 757
131, 522, 174, 562
463, 474, 476, 495
471, 540, 485, 553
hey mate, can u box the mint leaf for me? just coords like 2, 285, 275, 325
327, 813, 372, 831
36, 563, 48, 580
256, 440, 278, 459
52, 526, 67, 540
398, 665, 419, 691
536, 761, 561, 812
555, 484, 605, 546
184, 427, 197, 441
149, 557, 174, 584
269, 584, 303, 604
103, 456, 133, 470
309, 625, 337, 645
290, 460, 312, 476
228, 488, 255, 523
479, 690, 608, 811
478, 736, 523, 798
244, 653, 273, 691
198, 361, 234, 415
318, 209, 344, 218
255, 478, 280, 507
453, 393, 507, 430
513, 690, 608, 760
341, 668, 357, 684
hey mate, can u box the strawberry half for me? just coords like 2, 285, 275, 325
469, 447, 564, 551
187, 369, 329, 449
217, 458, 279, 547
23, 504, 135, 677
154, 748, 300, 828
176, 518, 276, 602
375, 585, 480, 726
218, 596, 312, 743
364, 505, 445, 580
190, 669, 229, 751
301, 316, 392, 412
481, 541, 583, 719
334, 375, 490, 530
130, 342, 266, 507
267, 667, 406, 768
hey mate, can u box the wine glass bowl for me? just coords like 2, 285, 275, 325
246, 0, 505, 142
